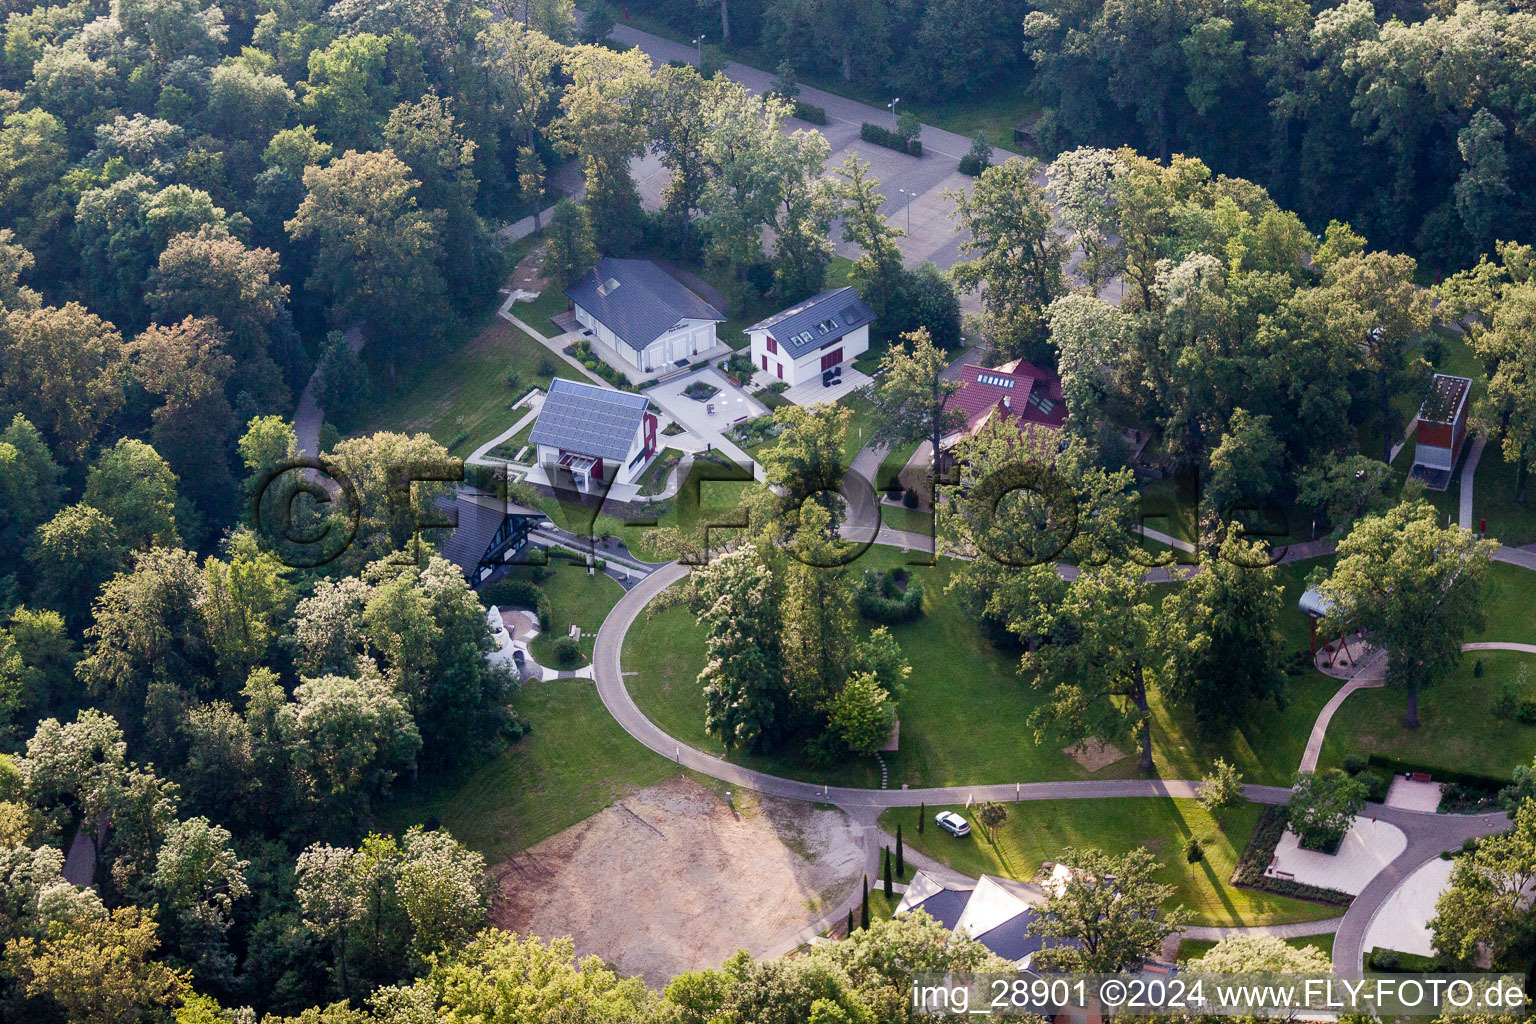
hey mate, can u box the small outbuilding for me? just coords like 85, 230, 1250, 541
1410, 373, 1472, 491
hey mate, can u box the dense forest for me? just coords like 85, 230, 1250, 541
634, 0, 1536, 270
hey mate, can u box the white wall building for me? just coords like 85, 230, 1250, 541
745, 287, 876, 388
564, 258, 726, 377
528, 378, 659, 493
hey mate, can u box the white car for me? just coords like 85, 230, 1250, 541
935, 811, 971, 837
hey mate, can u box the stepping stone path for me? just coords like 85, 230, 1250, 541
875, 752, 889, 789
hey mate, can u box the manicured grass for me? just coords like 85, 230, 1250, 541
880, 799, 1340, 928
1469, 453, 1536, 546
504, 565, 624, 665
512, 287, 569, 339
358, 316, 576, 457
1317, 649, 1536, 781
880, 502, 933, 535
634, 446, 687, 496
1175, 934, 1335, 963
623, 549, 1347, 788
376, 679, 678, 861
626, 548, 1122, 789
1479, 560, 1536, 644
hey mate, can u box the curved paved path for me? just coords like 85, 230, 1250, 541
592, 556, 1531, 974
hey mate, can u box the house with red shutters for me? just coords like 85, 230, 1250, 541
942, 358, 1068, 448
529, 378, 659, 493
1409, 373, 1472, 491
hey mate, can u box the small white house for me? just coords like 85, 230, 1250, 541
746, 287, 876, 387
529, 379, 659, 493
564, 258, 726, 377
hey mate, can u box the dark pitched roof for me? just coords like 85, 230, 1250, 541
1418, 373, 1472, 425
430, 492, 540, 576
973, 909, 1049, 963
746, 287, 876, 359
564, 258, 724, 353
529, 379, 651, 463
947, 360, 1067, 436
905, 887, 971, 931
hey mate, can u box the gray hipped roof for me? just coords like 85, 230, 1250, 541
529, 379, 650, 462
746, 287, 876, 359
564, 258, 724, 353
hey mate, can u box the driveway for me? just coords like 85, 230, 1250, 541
647, 367, 767, 478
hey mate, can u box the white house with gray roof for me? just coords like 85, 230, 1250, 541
564, 258, 727, 378
746, 286, 875, 388
529, 379, 659, 493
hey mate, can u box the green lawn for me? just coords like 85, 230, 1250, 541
357, 316, 577, 458
634, 446, 687, 497
879, 799, 1340, 928
880, 502, 933, 535
376, 679, 679, 861
622, 547, 1342, 788
1175, 934, 1334, 963
508, 564, 625, 665
1318, 649, 1536, 781
512, 287, 570, 339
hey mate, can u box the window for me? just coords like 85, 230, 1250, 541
766, 336, 778, 354
816, 317, 839, 334
596, 277, 621, 297
978, 373, 1015, 389
1027, 388, 1055, 414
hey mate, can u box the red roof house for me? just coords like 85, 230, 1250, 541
943, 359, 1067, 447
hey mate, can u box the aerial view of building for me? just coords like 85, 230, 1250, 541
2, 1, 1533, 1019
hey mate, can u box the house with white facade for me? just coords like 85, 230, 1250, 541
564, 258, 727, 378
529, 379, 659, 493
746, 287, 876, 388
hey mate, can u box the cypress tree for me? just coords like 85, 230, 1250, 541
896, 824, 905, 877
860, 876, 869, 929
846, 908, 854, 937
883, 847, 893, 898
919, 802, 925, 834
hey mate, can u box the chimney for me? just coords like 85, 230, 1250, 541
1002, 394, 1011, 411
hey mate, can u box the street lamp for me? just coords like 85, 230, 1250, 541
896, 187, 914, 233
888, 97, 900, 126
693, 33, 706, 67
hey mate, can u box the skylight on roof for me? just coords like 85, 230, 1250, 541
978, 373, 1015, 388
597, 277, 621, 297
816, 318, 838, 334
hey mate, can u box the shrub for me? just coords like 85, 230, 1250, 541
902, 487, 919, 509
1474, 658, 1484, 677
1341, 753, 1368, 774
1492, 681, 1520, 719
793, 100, 827, 124
855, 571, 924, 624
859, 122, 920, 156
552, 635, 581, 666
958, 154, 985, 176
505, 369, 521, 391
1184, 836, 1204, 863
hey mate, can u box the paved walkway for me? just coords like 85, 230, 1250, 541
1459, 432, 1487, 529
293, 323, 363, 457
496, 292, 611, 388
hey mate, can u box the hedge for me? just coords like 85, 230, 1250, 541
855, 571, 924, 624
859, 122, 920, 156
1229, 806, 1354, 907
1364, 754, 1512, 790
476, 577, 551, 631
793, 100, 827, 124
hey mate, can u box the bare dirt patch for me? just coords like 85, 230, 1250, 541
512, 243, 549, 294
1063, 738, 1126, 772
489, 775, 863, 987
